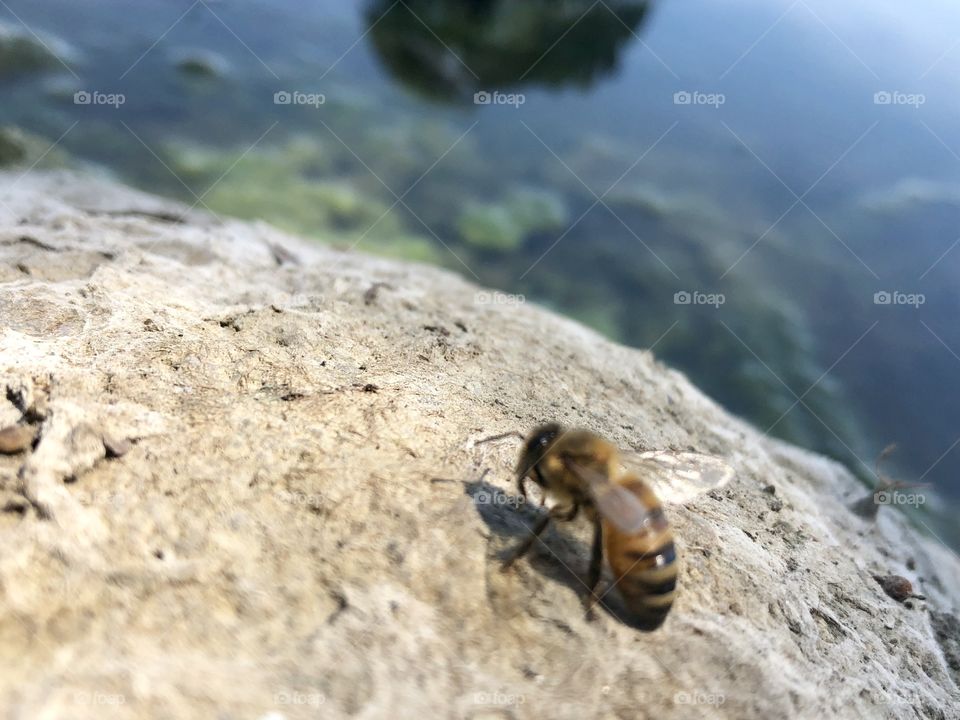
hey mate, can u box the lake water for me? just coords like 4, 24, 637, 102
2, 0, 959, 548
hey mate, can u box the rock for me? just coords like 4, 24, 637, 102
1, 170, 959, 719
0, 125, 72, 169
171, 49, 230, 78
0, 423, 37, 453
0, 21, 72, 77
0, 126, 27, 167
932, 612, 960, 689
873, 574, 924, 603
365, 0, 651, 101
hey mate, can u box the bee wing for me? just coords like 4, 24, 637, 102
564, 460, 654, 534
619, 451, 734, 506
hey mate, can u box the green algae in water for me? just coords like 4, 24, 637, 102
0, 126, 27, 166
457, 202, 525, 251
171, 49, 230, 79
163, 137, 442, 265
506, 188, 568, 234
457, 187, 568, 251
0, 126, 71, 169
354, 233, 442, 265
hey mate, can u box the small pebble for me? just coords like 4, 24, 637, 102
103, 434, 132, 458
873, 574, 924, 603
0, 424, 37, 454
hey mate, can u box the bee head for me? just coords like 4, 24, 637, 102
516, 423, 562, 484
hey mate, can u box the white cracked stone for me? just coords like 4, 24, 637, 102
0, 171, 958, 720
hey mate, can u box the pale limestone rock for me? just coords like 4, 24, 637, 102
0, 171, 958, 719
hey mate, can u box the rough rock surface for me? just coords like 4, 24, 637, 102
0, 171, 958, 720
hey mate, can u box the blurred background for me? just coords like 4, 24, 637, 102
1, 0, 958, 548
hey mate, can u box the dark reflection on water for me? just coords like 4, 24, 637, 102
365, 0, 650, 101
1, 0, 959, 548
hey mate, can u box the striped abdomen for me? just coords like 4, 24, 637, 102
602, 476, 677, 630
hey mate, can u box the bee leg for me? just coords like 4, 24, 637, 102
584, 518, 604, 620
500, 513, 551, 571
517, 475, 528, 502
501, 504, 578, 571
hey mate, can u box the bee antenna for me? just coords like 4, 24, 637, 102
476, 431, 525, 445
890, 480, 931, 491
874, 443, 898, 487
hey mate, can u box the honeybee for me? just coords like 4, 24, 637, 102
849, 443, 929, 520
495, 424, 734, 629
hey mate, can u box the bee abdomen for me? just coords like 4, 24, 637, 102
608, 537, 678, 630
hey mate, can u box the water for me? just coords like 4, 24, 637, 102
2, 0, 959, 548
